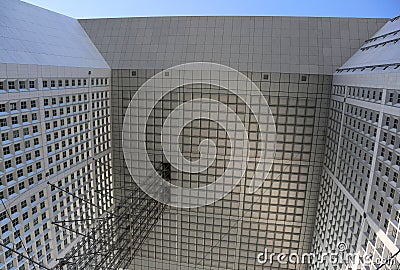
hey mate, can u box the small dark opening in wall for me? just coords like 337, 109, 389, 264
164, 71, 170, 77
301, 75, 307, 82
263, 74, 269, 80
131, 70, 137, 77
161, 162, 171, 181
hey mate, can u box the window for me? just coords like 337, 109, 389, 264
6, 174, 13, 183
5, 160, 12, 169
18, 182, 25, 190
16, 156, 22, 165
10, 205, 17, 214
19, 81, 26, 89
0, 104, 5, 112
8, 81, 15, 90
3, 146, 10, 155
58, 80, 63, 87
21, 200, 27, 209
1, 133, 9, 141
51, 80, 55, 88
386, 117, 390, 126
390, 188, 395, 198
0, 211, 6, 222
0, 81, 3, 90
389, 92, 394, 103
11, 116, 18, 125
2, 224, 9, 234
0, 118, 7, 127
14, 143, 20, 152
13, 130, 19, 138
29, 81, 35, 89
42, 81, 48, 88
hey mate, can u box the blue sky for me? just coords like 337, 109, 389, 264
22, 0, 400, 19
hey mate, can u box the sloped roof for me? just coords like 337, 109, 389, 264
340, 16, 400, 69
0, 0, 109, 68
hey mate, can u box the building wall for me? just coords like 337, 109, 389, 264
111, 69, 331, 269
312, 16, 400, 270
0, 64, 112, 269
0, 1, 112, 269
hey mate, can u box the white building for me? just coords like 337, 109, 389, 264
0, 0, 399, 270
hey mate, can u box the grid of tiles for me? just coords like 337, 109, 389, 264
111, 69, 331, 270
79, 17, 387, 75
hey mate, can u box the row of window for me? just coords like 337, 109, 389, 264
44, 91, 109, 106
0, 100, 37, 113
0, 77, 109, 92
386, 90, 400, 106
347, 86, 383, 103
0, 114, 39, 129
44, 95, 88, 107
1, 126, 40, 143
0, 80, 36, 91
334, 86, 400, 109
45, 107, 89, 119
383, 114, 400, 131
